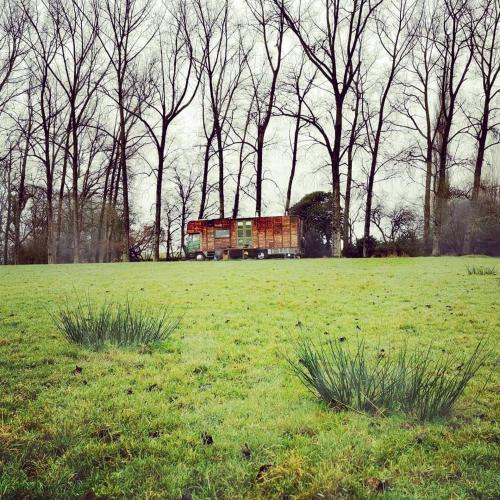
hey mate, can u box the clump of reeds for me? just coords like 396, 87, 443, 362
466, 265, 497, 276
53, 296, 179, 350
289, 338, 488, 420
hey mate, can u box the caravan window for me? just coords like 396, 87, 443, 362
215, 228, 230, 238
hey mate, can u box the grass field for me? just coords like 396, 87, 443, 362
0, 257, 499, 499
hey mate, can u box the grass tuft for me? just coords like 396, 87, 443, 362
53, 296, 180, 350
290, 337, 488, 420
466, 264, 497, 275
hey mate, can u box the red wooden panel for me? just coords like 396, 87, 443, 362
276, 217, 284, 247
282, 217, 291, 247
214, 237, 230, 250
207, 226, 214, 251
290, 217, 297, 247
230, 219, 238, 247
255, 219, 263, 248
265, 218, 273, 246
202, 225, 208, 251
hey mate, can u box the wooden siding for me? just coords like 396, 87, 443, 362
187, 216, 302, 253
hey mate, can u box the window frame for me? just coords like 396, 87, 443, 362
214, 228, 230, 239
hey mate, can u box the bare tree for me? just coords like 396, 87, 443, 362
371, 202, 420, 248
1, 151, 13, 264
231, 90, 256, 218
132, 0, 200, 261
12, 86, 34, 264
462, 0, 500, 253
195, 0, 248, 220
172, 166, 200, 256
432, 0, 474, 256
343, 75, 365, 253
277, 0, 382, 256
0, 0, 26, 114
280, 56, 315, 214
98, 0, 155, 261
36, 0, 107, 263
399, 2, 441, 254
361, 0, 419, 257
247, 0, 285, 217
23, 2, 68, 264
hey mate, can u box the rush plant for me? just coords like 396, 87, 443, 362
290, 338, 488, 420
53, 296, 179, 349
466, 265, 497, 275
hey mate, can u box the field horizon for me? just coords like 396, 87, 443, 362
1, 257, 499, 498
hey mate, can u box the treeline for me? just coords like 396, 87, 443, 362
0, 0, 498, 264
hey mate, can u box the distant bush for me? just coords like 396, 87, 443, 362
289, 191, 333, 257
290, 338, 488, 420
466, 264, 497, 276
53, 297, 179, 349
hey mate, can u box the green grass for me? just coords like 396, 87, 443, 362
0, 257, 498, 499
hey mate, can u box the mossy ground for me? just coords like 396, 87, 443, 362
0, 257, 498, 499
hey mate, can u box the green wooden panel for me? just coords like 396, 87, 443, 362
187, 233, 201, 252
237, 220, 252, 247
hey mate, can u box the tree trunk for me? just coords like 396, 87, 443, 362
3, 162, 12, 265
330, 104, 343, 258
232, 157, 243, 219
462, 102, 489, 254
95, 140, 116, 262
363, 148, 378, 258
70, 106, 80, 264
285, 106, 301, 214
54, 123, 70, 263
362, 73, 394, 258
13, 129, 30, 264
432, 89, 454, 257
215, 123, 225, 218
432, 127, 452, 256
199, 128, 214, 220
118, 76, 130, 262
423, 146, 433, 255
232, 109, 251, 219
255, 125, 265, 217
180, 211, 186, 257
153, 153, 164, 261
343, 143, 353, 255
343, 90, 360, 255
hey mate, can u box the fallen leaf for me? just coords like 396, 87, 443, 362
256, 464, 273, 481
366, 477, 389, 492
416, 433, 427, 444
241, 443, 251, 459
201, 432, 213, 445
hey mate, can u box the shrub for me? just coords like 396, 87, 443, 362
53, 296, 179, 349
466, 265, 497, 276
290, 338, 488, 420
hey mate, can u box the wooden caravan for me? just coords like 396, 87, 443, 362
186, 215, 303, 260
